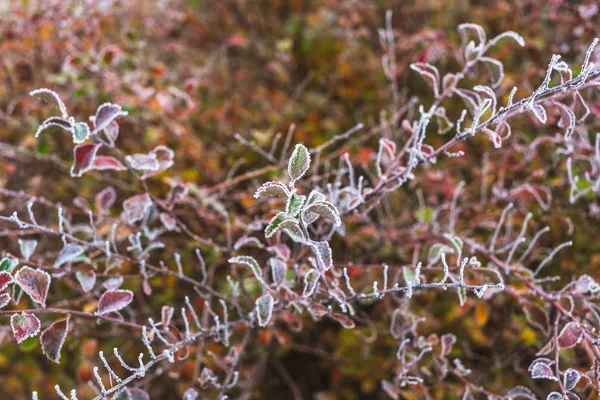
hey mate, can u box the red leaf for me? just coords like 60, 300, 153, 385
557, 322, 581, 349
329, 313, 355, 329
0, 293, 10, 308
95, 186, 117, 211
71, 143, 100, 177
97, 289, 133, 315
0, 271, 13, 291
92, 156, 126, 171
10, 312, 41, 343
41, 316, 69, 363
14, 266, 51, 307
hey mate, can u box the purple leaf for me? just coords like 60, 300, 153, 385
528, 358, 558, 381
122, 194, 152, 224
564, 368, 581, 390
97, 289, 134, 315
14, 266, 50, 307
71, 143, 101, 177
54, 244, 85, 268
440, 333, 457, 357
34, 117, 72, 138
0, 271, 14, 291
557, 322, 582, 349
40, 316, 69, 363
95, 186, 117, 211
10, 312, 41, 343
93, 103, 128, 132
75, 270, 96, 293
103, 120, 120, 144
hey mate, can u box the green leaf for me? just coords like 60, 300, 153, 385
228, 256, 262, 280
303, 269, 320, 297
255, 293, 274, 327
415, 206, 434, 224
265, 212, 297, 238
71, 122, 91, 144
427, 243, 454, 264
286, 194, 306, 216
0, 257, 19, 273
287, 144, 310, 183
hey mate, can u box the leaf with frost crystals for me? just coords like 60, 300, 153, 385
41, 317, 69, 363
18, 239, 37, 261
10, 312, 41, 343
254, 181, 289, 199
287, 144, 310, 183
54, 244, 84, 268
255, 293, 274, 327
93, 103, 128, 132
15, 266, 51, 307
97, 289, 134, 315
30, 88, 68, 118
228, 256, 262, 281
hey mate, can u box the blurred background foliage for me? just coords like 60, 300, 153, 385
0, 0, 599, 399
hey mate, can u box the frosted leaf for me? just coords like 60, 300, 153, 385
304, 201, 341, 226
0, 272, 13, 291
454, 88, 482, 115
228, 256, 262, 280
30, 88, 68, 118
269, 258, 287, 286
0, 293, 10, 308
114, 388, 150, 400
34, 117, 72, 138
15, 266, 51, 307
305, 189, 326, 206
490, 31, 525, 47
307, 302, 328, 317
126, 153, 159, 171
0, 257, 19, 273
75, 270, 96, 293
95, 186, 117, 211
531, 104, 547, 124
563, 368, 581, 390
265, 212, 296, 238
506, 386, 536, 400
18, 239, 37, 261
254, 181, 289, 199
573, 274, 600, 294
557, 322, 581, 349
93, 103, 128, 132
285, 194, 306, 216
10, 312, 41, 343
528, 358, 558, 381
103, 276, 124, 290
70, 143, 101, 177
427, 243, 454, 264
480, 57, 504, 87
310, 240, 333, 271
410, 62, 440, 97
122, 194, 152, 224
233, 236, 264, 250
288, 144, 310, 183
71, 122, 91, 144
103, 120, 120, 144
40, 317, 69, 363
546, 393, 562, 400
330, 313, 355, 329
54, 244, 84, 268
303, 269, 320, 297
97, 289, 134, 315
329, 288, 346, 305
458, 23, 486, 46
91, 156, 126, 172
141, 146, 174, 179
255, 293, 274, 327
554, 102, 576, 140
269, 244, 291, 261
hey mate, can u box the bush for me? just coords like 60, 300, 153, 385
1, 1, 600, 399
